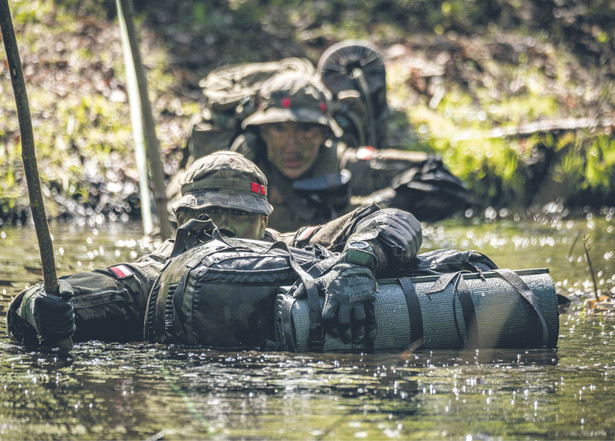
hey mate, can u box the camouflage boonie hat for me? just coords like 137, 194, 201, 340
173, 151, 273, 216
242, 72, 343, 137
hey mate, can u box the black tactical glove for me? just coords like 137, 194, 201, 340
319, 241, 378, 345
349, 208, 422, 275
18, 280, 75, 343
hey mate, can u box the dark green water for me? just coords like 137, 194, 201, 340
1, 209, 614, 440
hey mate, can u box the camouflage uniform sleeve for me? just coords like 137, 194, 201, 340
283, 204, 422, 276
283, 204, 380, 251
6, 239, 175, 344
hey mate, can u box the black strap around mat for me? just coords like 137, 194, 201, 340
276, 292, 298, 351
398, 277, 424, 350
495, 269, 549, 347
456, 278, 479, 347
428, 272, 478, 348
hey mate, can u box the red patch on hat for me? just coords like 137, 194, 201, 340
109, 264, 134, 279
319, 101, 327, 112
251, 182, 260, 193
260, 184, 266, 195
281, 97, 291, 108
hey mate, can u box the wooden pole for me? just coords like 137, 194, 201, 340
0, 0, 72, 348
117, 0, 172, 239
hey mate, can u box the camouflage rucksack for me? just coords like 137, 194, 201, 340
187, 40, 391, 159
144, 231, 336, 350
187, 58, 315, 159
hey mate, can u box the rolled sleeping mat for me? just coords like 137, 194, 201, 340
276, 268, 559, 352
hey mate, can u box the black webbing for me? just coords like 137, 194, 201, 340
268, 241, 324, 351
495, 269, 549, 347
276, 292, 298, 351
455, 278, 479, 347
428, 271, 478, 348
398, 277, 424, 350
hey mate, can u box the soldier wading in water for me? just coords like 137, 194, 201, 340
8, 151, 422, 349
184, 41, 468, 232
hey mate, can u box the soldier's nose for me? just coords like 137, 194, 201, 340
285, 135, 301, 150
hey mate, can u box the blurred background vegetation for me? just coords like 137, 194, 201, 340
0, 0, 613, 225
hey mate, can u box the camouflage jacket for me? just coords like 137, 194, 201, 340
230, 134, 467, 228
7, 205, 421, 345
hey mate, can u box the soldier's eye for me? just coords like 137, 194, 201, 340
204, 207, 221, 217
298, 125, 322, 140
269, 123, 285, 135
230, 209, 251, 218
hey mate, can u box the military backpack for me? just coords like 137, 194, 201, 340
187, 40, 391, 159
144, 233, 336, 349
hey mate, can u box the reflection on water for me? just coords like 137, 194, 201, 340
0, 211, 614, 440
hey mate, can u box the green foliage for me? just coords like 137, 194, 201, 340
1, 0, 613, 223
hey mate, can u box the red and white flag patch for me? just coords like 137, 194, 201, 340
296, 225, 319, 242
109, 264, 134, 279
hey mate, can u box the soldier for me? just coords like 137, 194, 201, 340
191, 71, 467, 231
8, 151, 422, 348
229, 72, 351, 231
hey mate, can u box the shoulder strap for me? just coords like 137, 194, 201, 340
276, 287, 299, 351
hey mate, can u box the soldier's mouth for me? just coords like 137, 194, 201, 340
283, 156, 304, 168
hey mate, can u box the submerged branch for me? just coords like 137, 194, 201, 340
450, 117, 614, 143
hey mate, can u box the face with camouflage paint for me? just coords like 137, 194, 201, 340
260, 122, 326, 180
177, 206, 268, 240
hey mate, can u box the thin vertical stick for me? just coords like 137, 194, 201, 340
566, 231, 581, 260
582, 233, 600, 301
0, 0, 72, 348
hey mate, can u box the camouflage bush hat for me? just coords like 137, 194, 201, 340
173, 151, 273, 216
242, 72, 342, 137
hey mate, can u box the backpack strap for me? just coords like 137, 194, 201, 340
171, 217, 220, 257
144, 250, 207, 343
276, 286, 299, 351
144, 259, 174, 341
267, 241, 324, 351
